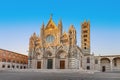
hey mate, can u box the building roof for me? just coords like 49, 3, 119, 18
0, 48, 28, 57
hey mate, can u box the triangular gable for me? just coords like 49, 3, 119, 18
45, 18, 58, 30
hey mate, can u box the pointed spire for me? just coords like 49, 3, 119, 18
69, 24, 75, 31
84, 19, 87, 22
50, 14, 53, 20
58, 19, 62, 25
88, 20, 90, 25
30, 35, 33, 40
33, 32, 36, 36
58, 19, 62, 28
41, 22, 44, 29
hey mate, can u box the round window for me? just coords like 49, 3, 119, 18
46, 35, 55, 43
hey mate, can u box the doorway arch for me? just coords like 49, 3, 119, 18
100, 58, 110, 72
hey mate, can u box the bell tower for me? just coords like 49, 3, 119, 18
81, 21, 90, 55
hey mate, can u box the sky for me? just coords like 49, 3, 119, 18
0, 0, 120, 56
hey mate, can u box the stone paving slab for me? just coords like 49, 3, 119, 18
0, 70, 120, 80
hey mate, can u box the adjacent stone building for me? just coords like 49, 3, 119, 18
0, 49, 28, 70
28, 16, 120, 72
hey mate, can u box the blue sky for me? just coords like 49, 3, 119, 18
0, 0, 120, 55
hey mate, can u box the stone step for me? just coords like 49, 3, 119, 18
1, 69, 96, 74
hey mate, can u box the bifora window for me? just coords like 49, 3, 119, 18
83, 30, 88, 33
83, 35, 87, 37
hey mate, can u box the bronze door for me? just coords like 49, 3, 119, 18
60, 60, 65, 69
37, 61, 41, 69
47, 59, 53, 69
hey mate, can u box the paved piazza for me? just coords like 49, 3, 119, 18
0, 70, 120, 80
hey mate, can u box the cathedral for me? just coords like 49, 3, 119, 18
28, 16, 120, 72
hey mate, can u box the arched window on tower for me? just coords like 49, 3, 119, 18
87, 57, 90, 63
84, 39, 87, 41
84, 43, 87, 46
83, 26, 87, 28
84, 47, 86, 49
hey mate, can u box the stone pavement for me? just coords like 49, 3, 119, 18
0, 69, 96, 73
0, 69, 120, 80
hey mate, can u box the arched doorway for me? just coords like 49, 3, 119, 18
56, 50, 67, 69
60, 60, 65, 69
47, 59, 53, 69
100, 58, 110, 72
37, 52, 42, 69
112, 57, 120, 71
37, 61, 41, 69
45, 51, 53, 69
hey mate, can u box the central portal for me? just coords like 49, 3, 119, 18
47, 59, 53, 69
60, 60, 65, 69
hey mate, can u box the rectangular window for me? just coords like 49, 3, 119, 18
8, 65, 10, 68
2, 65, 5, 68
95, 59, 98, 64
87, 66, 90, 70
87, 57, 90, 63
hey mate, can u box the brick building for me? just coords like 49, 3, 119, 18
0, 49, 28, 69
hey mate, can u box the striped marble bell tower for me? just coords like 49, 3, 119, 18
81, 21, 91, 55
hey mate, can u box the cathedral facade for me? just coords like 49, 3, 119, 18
28, 16, 120, 72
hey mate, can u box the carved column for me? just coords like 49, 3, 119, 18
53, 57, 56, 69
98, 57, 101, 71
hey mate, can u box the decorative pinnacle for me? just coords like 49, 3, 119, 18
58, 19, 62, 24
42, 22, 44, 26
